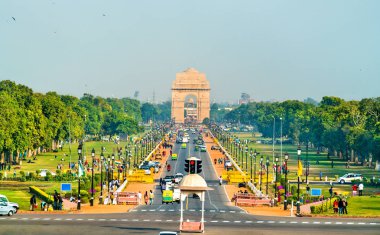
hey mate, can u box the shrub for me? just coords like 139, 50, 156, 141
310, 206, 316, 214
56, 170, 61, 175
20, 171, 25, 177
29, 172, 35, 180
0, 172, 3, 180
36, 170, 41, 176
20, 177, 26, 182
29, 186, 53, 204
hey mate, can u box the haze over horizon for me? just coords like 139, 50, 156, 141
1, 0, 379, 103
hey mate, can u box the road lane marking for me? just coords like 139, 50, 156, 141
257, 221, 264, 223
155, 219, 162, 222
143, 219, 150, 222
210, 210, 216, 212
245, 221, 253, 223
302, 222, 309, 224
21, 218, 29, 220
346, 222, 354, 225
369, 223, 377, 225
10, 218, 18, 220
290, 221, 298, 224
279, 221, 286, 224
131, 209, 137, 212
229, 211, 236, 213
222, 221, 230, 223
109, 219, 117, 221
210, 221, 218, 223
268, 221, 275, 223
220, 210, 226, 213
43, 218, 51, 220
358, 222, 365, 225
189, 209, 195, 212
76, 219, 83, 221
141, 209, 147, 212
132, 219, 139, 222
149, 209, 156, 212
87, 219, 94, 221
324, 222, 331, 224
121, 219, 128, 221
159, 209, 165, 212
335, 222, 342, 225
98, 219, 105, 221
54, 218, 62, 221
234, 221, 241, 223
313, 222, 320, 224
169, 209, 175, 212
166, 220, 173, 222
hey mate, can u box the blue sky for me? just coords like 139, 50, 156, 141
1, 0, 379, 103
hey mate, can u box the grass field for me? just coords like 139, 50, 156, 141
319, 196, 380, 217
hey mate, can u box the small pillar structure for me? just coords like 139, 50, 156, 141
179, 174, 213, 233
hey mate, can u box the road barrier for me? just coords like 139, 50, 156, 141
233, 193, 271, 207
128, 170, 154, 183
117, 192, 138, 205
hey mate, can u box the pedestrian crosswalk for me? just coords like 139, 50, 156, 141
129, 209, 247, 214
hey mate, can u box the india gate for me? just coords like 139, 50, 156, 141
171, 68, 210, 124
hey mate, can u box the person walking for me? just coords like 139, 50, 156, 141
30, 195, 37, 211
58, 194, 63, 210
137, 191, 142, 205
149, 190, 154, 205
219, 176, 223, 186
53, 190, 58, 210
338, 198, 344, 215
144, 191, 149, 205
329, 186, 333, 198
358, 183, 364, 196
342, 199, 348, 214
352, 184, 358, 196
333, 199, 338, 214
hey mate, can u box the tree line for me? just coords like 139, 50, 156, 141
223, 96, 380, 162
0, 80, 171, 164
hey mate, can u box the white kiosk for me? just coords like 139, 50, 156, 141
179, 174, 213, 233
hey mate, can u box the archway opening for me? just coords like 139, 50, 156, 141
184, 94, 197, 125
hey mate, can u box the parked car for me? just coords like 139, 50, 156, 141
0, 194, 19, 213
338, 173, 363, 184
0, 201, 16, 216
39, 169, 56, 177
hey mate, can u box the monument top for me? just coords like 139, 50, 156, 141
172, 68, 210, 90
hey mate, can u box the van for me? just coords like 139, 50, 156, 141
0, 194, 19, 213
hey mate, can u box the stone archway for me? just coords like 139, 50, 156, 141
171, 68, 210, 124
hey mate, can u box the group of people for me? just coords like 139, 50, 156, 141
333, 198, 348, 215
137, 190, 154, 205
53, 190, 63, 210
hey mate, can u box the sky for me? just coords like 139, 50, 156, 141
1, 0, 379, 103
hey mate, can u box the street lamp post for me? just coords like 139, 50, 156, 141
274, 156, 279, 199
284, 152, 289, 210
297, 146, 302, 216
90, 148, 95, 206
245, 145, 248, 172
99, 152, 104, 204
77, 144, 82, 210
306, 141, 309, 184
250, 149, 253, 182
259, 156, 263, 191
266, 157, 270, 195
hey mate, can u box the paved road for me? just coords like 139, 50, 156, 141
1, 132, 379, 234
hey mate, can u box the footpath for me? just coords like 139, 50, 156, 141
203, 133, 290, 217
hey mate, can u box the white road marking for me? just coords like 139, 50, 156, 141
43, 218, 51, 220
313, 222, 320, 224
222, 221, 230, 223
302, 221, 309, 224
32, 218, 40, 220
229, 211, 236, 213
347, 222, 354, 225
159, 209, 165, 212
169, 209, 175, 212
210, 210, 216, 212
335, 222, 342, 225
290, 221, 298, 224
268, 221, 275, 223
121, 219, 128, 221
143, 219, 150, 222
257, 221, 264, 223
324, 222, 331, 224
141, 209, 147, 212
109, 219, 116, 221
166, 219, 173, 222
155, 219, 162, 222
234, 221, 241, 223
87, 219, 94, 221
131, 209, 137, 212
210, 220, 219, 223
189, 209, 195, 212
245, 221, 253, 223
21, 218, 29, 220
369, 223, 377, 225
279, 221, 286, 224
98, 219, 105, 221
132, 219, 139, 222
358, 222, 366, 225
76, 218, 83, 221
149, 209, 156, 212
10, 218, 18, 220
220, 210, 226, 213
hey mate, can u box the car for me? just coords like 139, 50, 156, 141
182, 137, 189, 143
163, 175, 175, 183
338, 173, 363, 184
176, 138, 183, 144
139, 165, 152, 174
0, 201, 16, 216
173, 188, 181, 203
211, 145, 221, 150
171, 153, 178, 160
181, 143, 187, 149
225, 160, 232, 167
200, 145, 207, 152
0, 194, 19, 213
174, 173, 183, 183
39, 169, 56, 177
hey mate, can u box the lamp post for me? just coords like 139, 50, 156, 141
107, 155, 111, 204
254, 150, 259, 184
134, 144, 137, 168
250, 149, 253, 182
297, 145, 302, 216
90, 148, 95, 206
266, 157, 270, 195
245, 145, 248, 172
306, 140, 309, 184
260, 156, 263, 191
274, 156, 279, 199
111, 154, 115, 184
284, 152, 289, 210
77, 144, 82, 210
99, 151, 104, 204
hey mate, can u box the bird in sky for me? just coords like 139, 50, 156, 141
12, 17, 16, 21
102, 14, 106, 17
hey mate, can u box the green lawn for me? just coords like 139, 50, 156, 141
319, 196, 380, 217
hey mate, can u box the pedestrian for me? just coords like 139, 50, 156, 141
329, 186, 333, 198
338, 198, 344, 215
144, 191, 149, 205
331, 160, 334, 168
137, 191, 142, 205
352, 184, 358, 196
306, 185, 311, 195
149, 190, 154, 205
53, 190, 58, 210
333, 199, 338, 214
58, 194, 63, 210
30, 195, 37, 211
342, 199, 348, 214
219, 176, 223, 186
319, 171, 322, 181
358, 183, 364, 196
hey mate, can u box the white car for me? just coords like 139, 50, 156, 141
338, 173, 363, 184
174, 173, 183, 183
0, 194, 19, 213
173, 188, 181, 203
0, 201, 16, 216
39, 169, 56, 177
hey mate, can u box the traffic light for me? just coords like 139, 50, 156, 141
189, 160, 196, 174
196, 160, 202, 173
185, 159, 190, 172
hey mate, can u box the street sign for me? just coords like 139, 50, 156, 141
61, 183, 72, 191
311, 188, 322, 196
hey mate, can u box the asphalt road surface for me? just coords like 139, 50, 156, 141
1, 132, 379, 235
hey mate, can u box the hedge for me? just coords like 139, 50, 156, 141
29, 186, 53, 204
